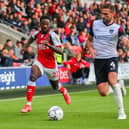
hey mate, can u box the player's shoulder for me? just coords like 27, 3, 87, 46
33, 30, 39, 35
112, 22, 120, 28
31, 31, 39, 39
49, 30, 57, 36
93, 19, 103, 25
92, 19, 103, 28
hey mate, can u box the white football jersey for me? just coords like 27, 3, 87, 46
91, 20, 125, 59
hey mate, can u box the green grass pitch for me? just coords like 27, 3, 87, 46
0, 87, 129, 129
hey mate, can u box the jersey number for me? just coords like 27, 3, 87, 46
53, 71, 59, 78
110, 61, 116, 70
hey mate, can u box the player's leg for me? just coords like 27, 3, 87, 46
45, 67, 71, 104
21, 65, 42, 113
97, 82, 109, 96
108, 72, 127, 120
50, 80, 71, 104
108, 58, 126, 119
119, 79, 126, 96
94, 59, 110, 96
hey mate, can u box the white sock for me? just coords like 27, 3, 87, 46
107, 85, 113, 95
119, 79, 125, 88
26, 102, 32, 106
28, 80, 36, 86
112, 83, 124, 112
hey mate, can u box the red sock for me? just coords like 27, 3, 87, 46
59, 84, 65, 94
27, 85, 36, 102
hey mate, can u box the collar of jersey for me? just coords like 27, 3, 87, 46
103, 21, 114, 26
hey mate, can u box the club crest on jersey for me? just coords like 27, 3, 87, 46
109, 29, 114, 33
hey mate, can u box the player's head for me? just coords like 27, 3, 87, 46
40, 15, 51, 34
100, 4, 114, 24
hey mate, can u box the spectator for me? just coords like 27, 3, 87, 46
76, 16, 86, 32
63, 42, 74, 61
63, 52, 90, 85
0, 49, 23, 67
21, 19, 30, 34
20, 37, 27, 47
67, 27, 80, 46
3, 39, 14, 51
83, 48, 94, 63
124, 50, 129, 62
14, 0, 23, 13
23, 46, 35, 65
0, 0, 7, 14
0, 43, 3, 54
34, 3, 42, 17
8, 0, 17, 14
14, 40, 23, 59
16, 12, 23, 29
51, 17, 58, 29
30, 13, 39, 30
8, 48, 17, 60
0, 10, 8, 23
20, 1, 26, 16
78, 28, 88, 49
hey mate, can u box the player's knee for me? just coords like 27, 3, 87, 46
50, 80, 58, 90
99, 91, 107, 96
30, 74, 38, 82
52, 85, 57, 90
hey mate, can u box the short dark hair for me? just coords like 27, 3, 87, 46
40, 15, 51, 22
6, 39, 11, 42
101, 4, 114, 12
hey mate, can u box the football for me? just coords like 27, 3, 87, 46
48, 106, 64, 120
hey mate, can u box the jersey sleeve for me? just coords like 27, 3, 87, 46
50, 31, 62, 47
31, 31, 39, 40
118, 26, 127, 39
89, 21, 94, 36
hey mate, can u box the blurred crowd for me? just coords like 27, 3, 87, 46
0, 0, 129, 69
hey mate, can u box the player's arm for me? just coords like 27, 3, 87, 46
23, 37, 34, 49
44, 41, 63, 55
86, 34, 96, 58
44, 32, 63, 55
21, 37, 34, 54
22, 31, 38, 52
85, 21, 96, 58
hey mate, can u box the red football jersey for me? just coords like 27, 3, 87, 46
32, 31, 62, 68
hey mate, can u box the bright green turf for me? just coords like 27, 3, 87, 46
0, 88, 129, 129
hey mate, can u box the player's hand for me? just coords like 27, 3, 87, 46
41, 40, 50, 46
43, 40, 49, 46
89, 48, 97, 59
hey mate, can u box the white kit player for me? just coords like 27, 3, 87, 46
86, 4, 129, 119
21, 16, 71, 113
